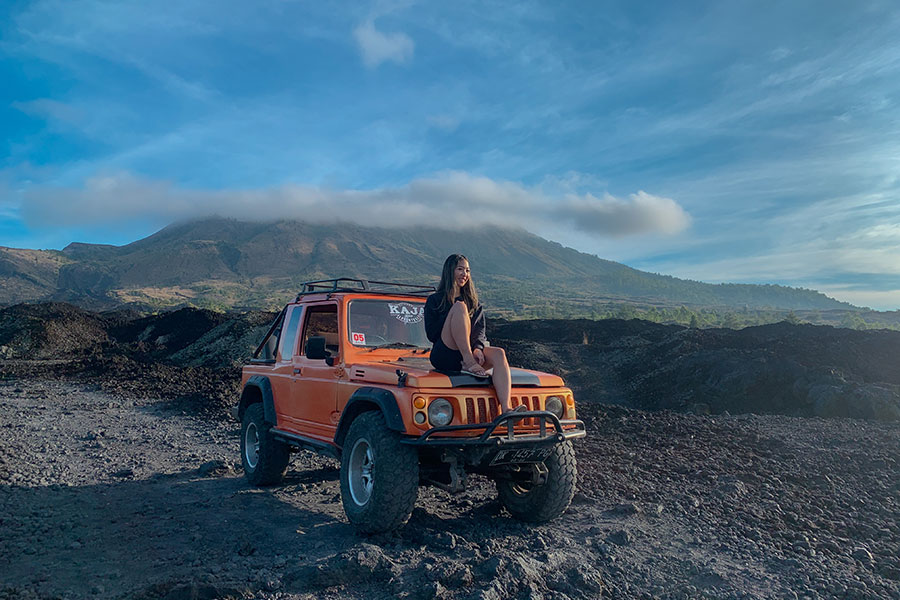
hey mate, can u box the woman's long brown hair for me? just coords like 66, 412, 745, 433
437, 254, 479, 315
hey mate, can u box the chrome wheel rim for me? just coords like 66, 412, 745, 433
348, 438, 374, 506
244, 422, 260, 469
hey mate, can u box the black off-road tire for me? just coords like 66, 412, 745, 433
496, 441, 577, 523
340, 411, 419, 534
241, 403, 290, 486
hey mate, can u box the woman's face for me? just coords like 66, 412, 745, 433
454, 259, 470, 289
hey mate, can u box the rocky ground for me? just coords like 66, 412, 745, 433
492, 319, 900, 421
1, 377, 898, 599
1, 303, 899, 599
3, 303, 898, 421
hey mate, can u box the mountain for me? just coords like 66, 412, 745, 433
0, 246, 71, 304
0, 217, 855, 314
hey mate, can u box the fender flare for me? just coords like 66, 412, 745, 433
334, 387, 404, 448
240, 375, 277, 425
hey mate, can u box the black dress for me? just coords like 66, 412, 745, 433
424, 292, 487, 371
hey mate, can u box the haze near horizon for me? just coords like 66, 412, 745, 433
2, 1, 899, 310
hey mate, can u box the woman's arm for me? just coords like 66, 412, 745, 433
470, 305, 487, 350
423, 294, 444, 343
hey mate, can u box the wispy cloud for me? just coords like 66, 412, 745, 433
636, 189, 900, 310
814, 288, 900, 312
11, 99, 83, 124
353, 19, 414, 68
427, 114, 461, 132
21, 171, 690, 238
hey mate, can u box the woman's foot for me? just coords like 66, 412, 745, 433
461, 359, 489, 377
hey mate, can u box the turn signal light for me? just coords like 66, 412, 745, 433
413, 397, 426, 409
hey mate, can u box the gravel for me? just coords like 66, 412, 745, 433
1, 378, 898, 599
1, 305, 898, 598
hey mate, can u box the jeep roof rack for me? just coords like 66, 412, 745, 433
295, 278, 435, 301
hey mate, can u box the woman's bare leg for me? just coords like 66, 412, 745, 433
482, 346, 512, 412
440, 302, 486, 375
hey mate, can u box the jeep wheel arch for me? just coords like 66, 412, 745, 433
335, 387, 404, 448
239, 375, 277, 425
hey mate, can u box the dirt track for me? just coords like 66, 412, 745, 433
2, 377, 899, 600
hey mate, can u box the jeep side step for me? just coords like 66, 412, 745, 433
270, 428, 340, 460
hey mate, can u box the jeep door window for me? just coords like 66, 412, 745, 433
347, 300, 429, 348
280, 306, 303, 361
251, 306, 285, 361
300, 304, 339, 357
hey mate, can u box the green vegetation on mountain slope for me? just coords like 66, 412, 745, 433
5, 218, 896, 330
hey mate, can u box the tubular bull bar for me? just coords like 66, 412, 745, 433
402, 410, 586, 448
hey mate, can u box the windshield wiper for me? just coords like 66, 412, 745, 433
366, 342, 427, 352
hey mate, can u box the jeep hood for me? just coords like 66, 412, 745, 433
345, 356, 565, 389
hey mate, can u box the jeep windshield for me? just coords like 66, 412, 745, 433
347, 299, 430, 349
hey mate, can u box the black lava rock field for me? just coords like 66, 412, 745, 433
1, 303, 898, 599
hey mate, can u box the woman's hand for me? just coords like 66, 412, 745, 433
473, 347, 485, 366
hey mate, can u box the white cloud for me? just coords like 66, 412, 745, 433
654, 235, 900, 287
20, 171, 690, 239
636, 198, 900, 310
353, 19, 414, 68
564, 191, 691, 236
12, 99, 83, 123
814, 288, 900, 312
427, 114, 460, 132
0, 204, 21, 220
769, 47, 792, 62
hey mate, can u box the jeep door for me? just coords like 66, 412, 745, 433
287, 302, 340, 442
268, 304, 303, 423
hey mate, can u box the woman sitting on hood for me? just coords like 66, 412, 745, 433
424, 253, 513, 413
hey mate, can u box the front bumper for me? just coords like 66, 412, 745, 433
401, 410, 586, 448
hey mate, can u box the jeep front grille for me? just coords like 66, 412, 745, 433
461, 395, 543, 426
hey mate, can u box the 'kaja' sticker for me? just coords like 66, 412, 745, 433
351, 332, 366, 345
389, 303, 424, 324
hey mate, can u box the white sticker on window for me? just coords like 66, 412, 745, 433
351, 332, 366, 345
388, 302, 424, 324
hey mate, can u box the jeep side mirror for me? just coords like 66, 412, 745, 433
305, 336, 331, 362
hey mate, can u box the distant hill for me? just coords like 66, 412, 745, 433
0, 218, 857, 315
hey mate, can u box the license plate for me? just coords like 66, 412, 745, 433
489, 446, 554, 466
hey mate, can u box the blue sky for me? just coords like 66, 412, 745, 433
2, 1, 900, 310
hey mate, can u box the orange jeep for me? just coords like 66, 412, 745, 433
235, 279, 586, 533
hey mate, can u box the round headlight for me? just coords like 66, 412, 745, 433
545, 396, 564, 418
428, 398, 454, 427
